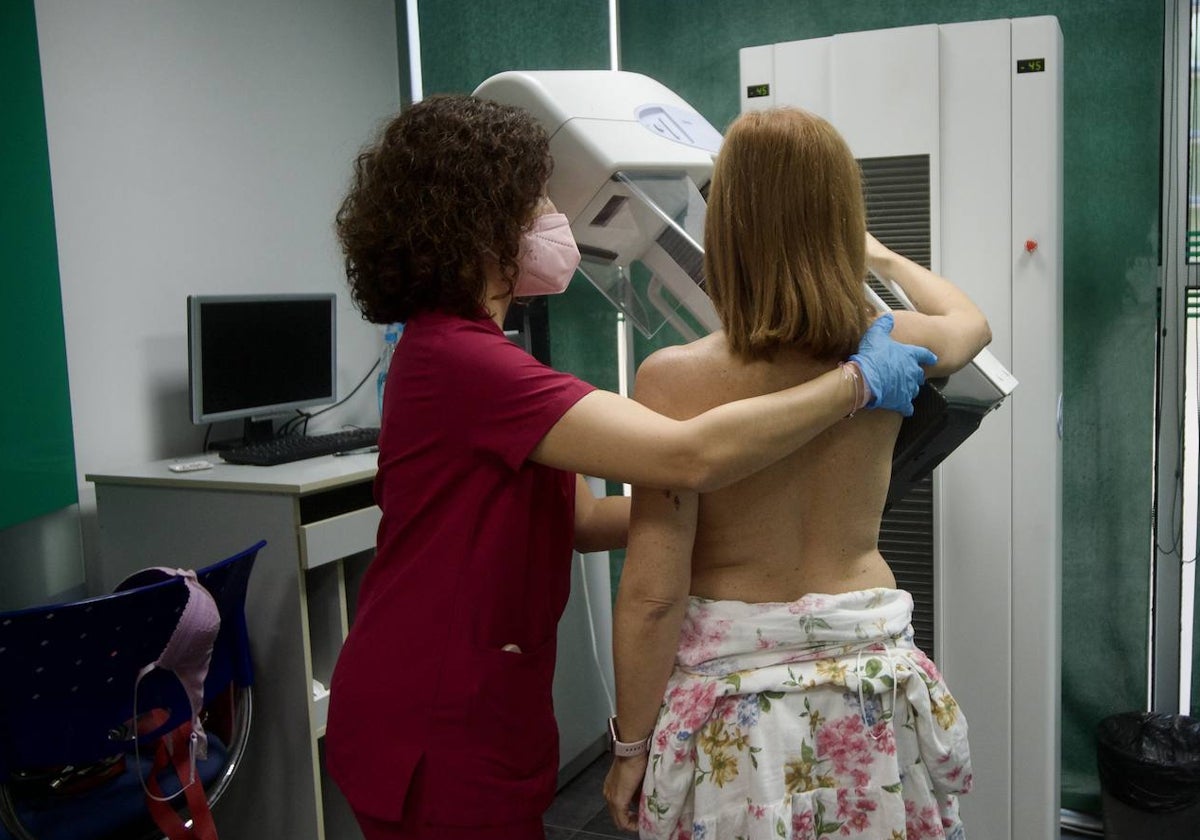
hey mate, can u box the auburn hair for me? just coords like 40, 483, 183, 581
705, 107, 870, 361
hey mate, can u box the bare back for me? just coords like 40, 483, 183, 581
649, 330, 903, 603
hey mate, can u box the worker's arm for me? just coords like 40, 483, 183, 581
574, 475, 631, 553
532, 314, 933, 490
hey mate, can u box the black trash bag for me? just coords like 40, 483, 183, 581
1097, 712, 1200, 813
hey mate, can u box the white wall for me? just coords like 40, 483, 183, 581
34, 0, 400, 581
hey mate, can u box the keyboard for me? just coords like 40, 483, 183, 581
220, 428, 380, 466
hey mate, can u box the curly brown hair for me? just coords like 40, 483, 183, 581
335, 94, 551, 323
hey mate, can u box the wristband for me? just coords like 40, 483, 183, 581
838, 361, 870, 418
608, 716, 650, 758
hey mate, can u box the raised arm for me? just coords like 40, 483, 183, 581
867, 233, 992, 377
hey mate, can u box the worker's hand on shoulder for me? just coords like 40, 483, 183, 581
850, 313, 937, 417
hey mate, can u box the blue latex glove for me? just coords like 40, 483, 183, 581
849, 313, 938, 417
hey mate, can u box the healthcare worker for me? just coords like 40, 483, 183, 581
324, 94, 935, 840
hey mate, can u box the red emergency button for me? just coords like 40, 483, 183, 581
1024, 239, 1038, 253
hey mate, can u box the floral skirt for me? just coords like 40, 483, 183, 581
639, 588, 971, 840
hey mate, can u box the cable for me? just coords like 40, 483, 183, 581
578, 550, 617, 716
277, 410, 308, 437
199, 356, 378, 447
273, 358, 381, 438
1154, 0, 1189, 559
307, 358, 379, 421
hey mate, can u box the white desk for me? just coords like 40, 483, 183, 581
87, 453, 380, 840
87, 454, 613, 839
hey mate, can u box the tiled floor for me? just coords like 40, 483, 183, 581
545, 755, 1104, 839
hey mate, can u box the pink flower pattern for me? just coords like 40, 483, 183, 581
665, 679, 719, 731
905, 799, 945, 840
638, 588, 970, 840
791, 810, 815, 835
836, 788, 878, 833
816, 715, 873, 784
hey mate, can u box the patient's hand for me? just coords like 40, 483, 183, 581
604, 754, 648, 833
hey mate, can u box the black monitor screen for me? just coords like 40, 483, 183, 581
188, 294, 336, 423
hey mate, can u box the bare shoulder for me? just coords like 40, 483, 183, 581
636, 335, 721, 382
634, 334, 728, 418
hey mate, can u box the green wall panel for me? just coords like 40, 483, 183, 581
416, 0, 609, 98
623, 0, 1161, 815
1, 1, 78, 532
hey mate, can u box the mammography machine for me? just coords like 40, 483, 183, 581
475, 70, 1015, 508
477, 35, 1058, 838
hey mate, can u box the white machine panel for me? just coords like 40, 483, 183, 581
474, 71, 717, 223
476, 70, 721, 340
742, 17, 1063, 840
1009, 17, 1064, 836
936, 18, 1018, 840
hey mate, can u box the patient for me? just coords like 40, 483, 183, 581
603, 108, 991, 839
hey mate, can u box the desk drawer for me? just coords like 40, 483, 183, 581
299, 505, 381, 569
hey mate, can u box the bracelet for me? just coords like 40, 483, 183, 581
838, 361, 869, 418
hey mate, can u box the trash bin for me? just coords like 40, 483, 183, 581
1096, 712, 1200, 840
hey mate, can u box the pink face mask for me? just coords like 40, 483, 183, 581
514, 212, 580, 296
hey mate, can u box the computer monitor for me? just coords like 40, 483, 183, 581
188, 293, 337, 437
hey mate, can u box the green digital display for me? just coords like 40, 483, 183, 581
746, 83, 770, 98
1017, 58, 1045, 74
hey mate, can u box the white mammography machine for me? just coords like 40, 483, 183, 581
476, 70, 722, 344
475, 68, 1014, 505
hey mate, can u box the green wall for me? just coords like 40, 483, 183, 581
415, 0, 619, 393
418, 0, 609, 106
0, 1, 77, 532
412, 0, 1163, 814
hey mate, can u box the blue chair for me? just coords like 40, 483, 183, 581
0, 541, 263, 840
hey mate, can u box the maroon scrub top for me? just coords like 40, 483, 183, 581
326, 309, 596, 828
